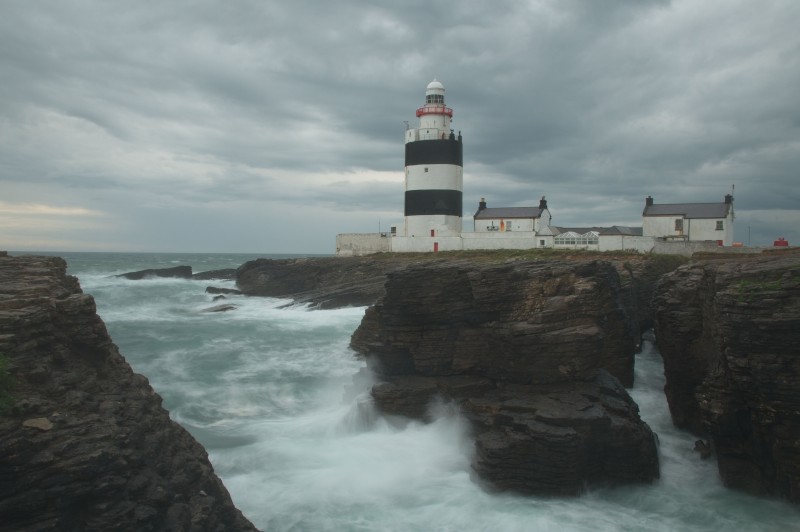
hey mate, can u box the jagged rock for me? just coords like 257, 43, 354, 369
612, 255, 689, 341
0, 255, 257, 531
206, 287, 242, 295
117, 265, 192, 280
193, 269, 237, 281
203, 304, 237, 313
466, 371, 658, 495
236, 256, 407, 308
653, 251, 800, 502
351, 259, 659, 495
352, 260, 638, 386
237, 252, 684, 317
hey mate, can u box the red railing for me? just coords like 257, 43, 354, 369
416, 105, 453, 117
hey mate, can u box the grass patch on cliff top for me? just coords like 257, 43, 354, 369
367, 248, 657, 263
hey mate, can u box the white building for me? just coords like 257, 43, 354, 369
336, 80, 552, 256
473, 197, 551, 234
642, 195, 735, 246
402, 79, 463, 239
552, 226, 655, 253
334, 80, 737, 256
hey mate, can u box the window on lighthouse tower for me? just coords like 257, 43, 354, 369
426, 94, 444, 104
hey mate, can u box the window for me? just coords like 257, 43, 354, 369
555, 232, 598, 246
716, 220, 724, 230
424, 168, 428, 173
675, 219, 683, 232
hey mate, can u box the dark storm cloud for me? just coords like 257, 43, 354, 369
0, 0, 797, 252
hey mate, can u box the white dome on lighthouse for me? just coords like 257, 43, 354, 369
425, 79, 445, 105
426, 79, 445, 91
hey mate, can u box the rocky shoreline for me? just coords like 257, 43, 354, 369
2, 247, 797, 521
349, 258, 663, 495
652, 250, 800, 502
0, 255, 257, 531
234, 249, 799, 500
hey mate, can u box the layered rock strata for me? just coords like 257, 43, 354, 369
0, 255, 257, 531
653, 251, 800, 502
117, 265, 193, 279
351, 259, 660, 495
236, 255, 415, 308
236, 252, 685, 318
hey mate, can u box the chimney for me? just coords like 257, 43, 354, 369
539, 195, 548, 210
724, 194, 733, 204
478, 197, 487, 211
646, 196, 654, 207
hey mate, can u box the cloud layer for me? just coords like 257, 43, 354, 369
1, 0, 798, 252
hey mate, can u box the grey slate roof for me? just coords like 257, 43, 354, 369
599, 226, 644, 236
474, 207, 544, 219
643, 203, 731, 219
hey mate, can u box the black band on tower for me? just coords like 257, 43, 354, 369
405, 139, 463, 167
404, 190, 463, 217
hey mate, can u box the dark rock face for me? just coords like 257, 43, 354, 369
466, 371, 659, 495
351, 259, 659, 496
653, 252, 800, 502
117, 265, 193, 280
0, 255, 257, 531
193, 269, 237, 281
206, 287, 242, 295
236, 256, 408, 309
613, 255, 689, 340
203, 304, 237, 313
353, 260, 637, 387
237, 253, 685, 319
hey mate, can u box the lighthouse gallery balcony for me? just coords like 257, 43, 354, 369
416, 105, 454, 118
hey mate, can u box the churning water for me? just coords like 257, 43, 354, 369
32, 252, 800, 531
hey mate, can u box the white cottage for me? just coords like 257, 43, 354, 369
473, 197, 551, 234
642, 195, 735, 246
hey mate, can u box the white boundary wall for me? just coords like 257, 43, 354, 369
336, 232, 663, 255
336, 232, 778, 257
390, 236, 463, 253
335, 233, 391, 256
461, 232, 551, 250
598, 235, 656, 253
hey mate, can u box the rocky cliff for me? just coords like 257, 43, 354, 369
350, 259, 660, 495
236, 251, 685, 320
0, 255, 257, 531
236, 255, 414, 308
653, 251, 800, 502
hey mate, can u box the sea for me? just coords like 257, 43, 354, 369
15, 251, 800, 531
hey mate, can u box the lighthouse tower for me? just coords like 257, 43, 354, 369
403, 79, 463, 237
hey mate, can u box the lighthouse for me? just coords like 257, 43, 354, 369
403, 79, 463, 237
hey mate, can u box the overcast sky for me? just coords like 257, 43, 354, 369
1, 0, 798, 253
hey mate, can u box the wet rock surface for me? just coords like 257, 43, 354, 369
0, 255, 257, 531
117, 265, 193, 280
653, 250, 800, 503
351, 259, 660, 495
236, 252, 684, 318
236, 255, 412, 308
